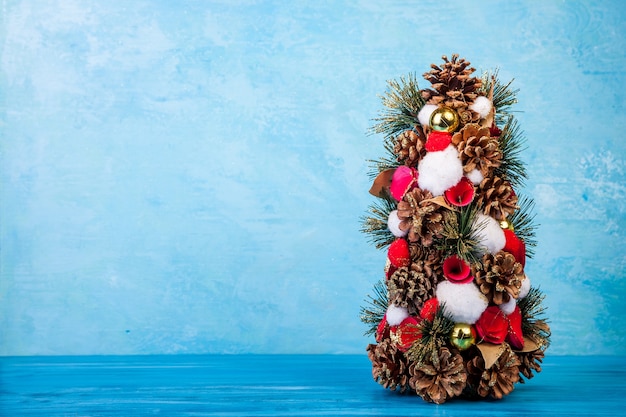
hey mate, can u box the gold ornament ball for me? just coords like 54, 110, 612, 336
429, 106, 460, 132
499, 219, 515, 231
450, 323, 476, 351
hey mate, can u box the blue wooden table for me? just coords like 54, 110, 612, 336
1, 355, 624, 416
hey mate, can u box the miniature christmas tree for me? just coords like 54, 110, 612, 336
360, 54, 550, 403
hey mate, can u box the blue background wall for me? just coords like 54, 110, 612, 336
1, 0, 625, 356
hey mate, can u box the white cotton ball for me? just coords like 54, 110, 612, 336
436, 281, 488, 324
418, 104, 438, 127
469, 96, 492, 118
387, 210, 408, 238
466, 169, 484, 185
519, 275, 531, 299
386, 304, 409, 326
499, 297, 517, 315
472, 213, 506, 255
417, 145, 464, 196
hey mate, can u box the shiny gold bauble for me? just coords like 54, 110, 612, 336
450, 323, 476, 351
429, 106, 460, 132
499, 219, 515, 231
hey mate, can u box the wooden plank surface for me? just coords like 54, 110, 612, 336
1, 355, 624, 416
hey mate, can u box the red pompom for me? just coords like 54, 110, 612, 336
442, 255, 473, 283
389, 166, 418, 201
390, 316, 421, 352
376, 314, 390, 343
419, 298, 439, 321
425, 131, 452, 152
388, 238, 410, 268
444, 177, 475, 207
503, 229, 526, 267
506, 305, 525, 350
475, 306, 509, 344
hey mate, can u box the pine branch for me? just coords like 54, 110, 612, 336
360, 191, 397, 249
360, 279, 389, 336
480, 69, 519, 126
406, 305, 454, 366
369, 73, 425, 140
509, 194, 538, 258
494, 116, 528, 189
367, 136, 401, 180
518, 287, 551, 348
437, 203, 484, 265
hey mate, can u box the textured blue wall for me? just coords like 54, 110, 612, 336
1, 0, 625, 356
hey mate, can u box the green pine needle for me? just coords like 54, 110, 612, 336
495, 116, 528, 189
437, 204, 484, 265
480, 69, 520, 126
509, 194, 538, 258
406, 305, 455, 366
360, 279, 389, 336
367, 136, 401, 180
518, 287, 551, 348
360, 191, 397, 249
369, 73, 425, 140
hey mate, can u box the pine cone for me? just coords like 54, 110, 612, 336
518, 348, 545, 381
388, 265, 436, 312
397, 188, 446, 247
367, 341, 412, 393
475, 176, 518, 220
408, 347, 467, 404
421, 54, 482, 123
473, 251, 524, 305
466, 346, 521, 399
393, 128, 427, 166
451, 123, 502, 176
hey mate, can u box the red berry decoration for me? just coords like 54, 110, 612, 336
442, 255, 473, 283
444, 177, 475, 207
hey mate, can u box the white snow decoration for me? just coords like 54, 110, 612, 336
472, 213, 506, 255
386, 304, 409, 326
387, 210, 408, 237
466, 168, 484, 185
519, 275, 531, 299
499, 297, 517, 315
418, 104, 438, 127
417, 145, 464, 196
469, 96, 492, 118
436, 281, 488, 324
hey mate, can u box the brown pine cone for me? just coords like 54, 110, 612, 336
473, 251, 524, 305
466, 346, 521, 399
409, 347, 467, 404
393, 128, 427, 167
518, 348, 545, 381
451, 123, 502, 176
367, 341, 412, 393
387, 265, 436, 313
397, 188, 446, 247
420, 54, 482, 123
475, 176, 518, 220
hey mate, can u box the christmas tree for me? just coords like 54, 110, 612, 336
360, 54, 550, 403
